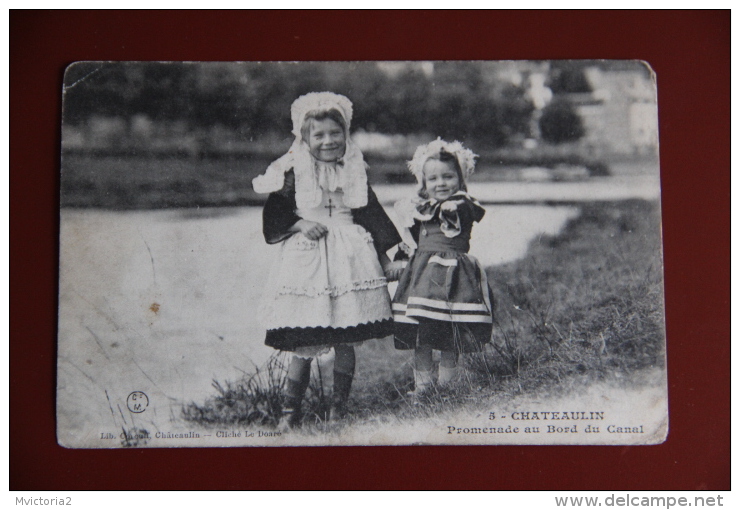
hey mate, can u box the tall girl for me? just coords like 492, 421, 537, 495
390, 139, 493, 393
252, 92, 401, 427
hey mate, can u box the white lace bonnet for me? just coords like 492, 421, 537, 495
393, 138, 478, 230
252, 92, 368, 209
407, 138, 478, 191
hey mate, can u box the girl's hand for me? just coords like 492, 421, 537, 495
295, 219, 329, 240
383, 261, 407, 282
379, 254, 398, 281
397, 242, 414, 258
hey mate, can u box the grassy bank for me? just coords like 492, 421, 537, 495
183, 199, 665, 429
60, 153, 419, 209
59, 152, 653, 209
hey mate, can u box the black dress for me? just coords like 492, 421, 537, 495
392, 193, 494, 353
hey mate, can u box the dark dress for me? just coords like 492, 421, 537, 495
261, 170, 402, 352
392, 193, 493, 353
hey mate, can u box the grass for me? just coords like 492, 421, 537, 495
60, 153, 270, 209
59, 152, 642, 209
487, 199, 665, 393
60, 153, 421, 209
183, 199, 665, 430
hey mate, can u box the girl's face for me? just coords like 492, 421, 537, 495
423, 159, 461, 201
307, 117, 346, 162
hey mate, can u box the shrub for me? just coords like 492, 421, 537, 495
539, 100, 585, 144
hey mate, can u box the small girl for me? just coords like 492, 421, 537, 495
389, 139, 493, 394
252, 92, 401, 427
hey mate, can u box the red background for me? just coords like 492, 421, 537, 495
10, 11, 730, 490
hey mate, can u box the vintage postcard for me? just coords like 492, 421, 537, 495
57, 61, 667, 447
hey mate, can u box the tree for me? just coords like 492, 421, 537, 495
538, 100, 585, 144
61, 62, 540, 148
548, 61, 592, 94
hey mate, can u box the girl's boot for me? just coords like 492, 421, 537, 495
438, 365, 458, 386
329, 371, 353, 421
438, 350, 459, 386
279, 360, 311, 430
411, 369, 434, 395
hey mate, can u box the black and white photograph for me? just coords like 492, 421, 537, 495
56, 60, 667, 447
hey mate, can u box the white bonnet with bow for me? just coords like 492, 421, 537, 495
252, 92, 368, 209
408, 138, 478, 192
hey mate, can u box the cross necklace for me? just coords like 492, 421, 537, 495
324, 198, 335, 217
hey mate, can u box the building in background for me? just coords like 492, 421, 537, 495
484, 60, 658, 156
579, 62, 658, 155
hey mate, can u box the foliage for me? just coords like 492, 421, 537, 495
183, 352, 341, 427
63, 62, 535, 147
539, 99, 586, 144
548, 61, 593, 94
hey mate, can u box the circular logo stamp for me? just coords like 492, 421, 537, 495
127, 391, 149, 413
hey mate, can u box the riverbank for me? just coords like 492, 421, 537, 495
60, 153, 659, 209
